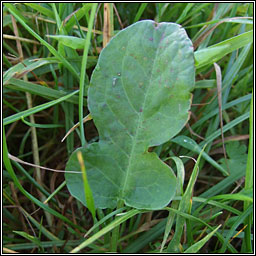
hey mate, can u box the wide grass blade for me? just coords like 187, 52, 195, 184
195, 31, 253, 69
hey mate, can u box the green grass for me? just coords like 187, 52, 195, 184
3, 3, 253, 253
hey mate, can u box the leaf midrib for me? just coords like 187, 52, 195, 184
121, 26, 163, 199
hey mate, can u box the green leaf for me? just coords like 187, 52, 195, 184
47, 35, 86, 50
65, 20, 195, 210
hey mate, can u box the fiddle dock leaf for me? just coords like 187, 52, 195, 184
65, 20, 195, 210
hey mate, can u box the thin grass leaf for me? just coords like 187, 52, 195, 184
133, 3, 148, 23
21, 116, 64, 128
176, 3, 195, 24
13, 231, 42, 250
79, 3, 97, 146
65, 4, 93, 32
191, 94, 251, 130
24, 3, 55, 19
5, 78, 84, 105
70, 209, 144, 253
184, 225, 222, 253
186, 17, 253, 29
172, 135, 228, 176
47, 35, 86, 50
4, 3, 80, 81
76, 151, 96, 220
167, 145, 206, 252
242, 90, 253, 252
201, 112, 250, 146
210, 193, 253, 203
3, 90, 79, 125
84, 207, 128, 238
165, 207, 237, 253
219, 204, 253, 253
3, 128, 85, 232
160, 156, 185, 252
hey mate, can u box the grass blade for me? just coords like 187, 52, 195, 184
195, 30, 253, 69
3, 90, 79, 125
4, 3, 80, 81
70, 209, 143, 253
184, 225, 221, 253
76, 151, 96, 220
133, 3, 148, 23
167, 145, 206, 252
79, 3, 97, 146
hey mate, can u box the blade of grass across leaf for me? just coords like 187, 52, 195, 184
76, 151, 96, 220
3, 90, 79, 125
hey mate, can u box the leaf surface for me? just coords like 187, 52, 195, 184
65, 20, 195, 209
